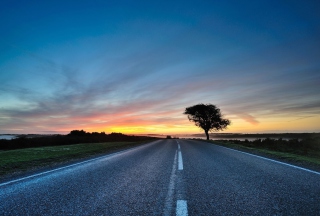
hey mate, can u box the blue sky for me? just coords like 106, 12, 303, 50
0, 0, 320, 134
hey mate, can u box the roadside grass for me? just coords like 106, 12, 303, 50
207, 140, 320, 169
0, 141, 150, 178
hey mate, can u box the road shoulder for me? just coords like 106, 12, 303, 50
0, 140, 156, 183
198, 139, 320, 173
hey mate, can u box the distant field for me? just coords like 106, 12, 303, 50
0, 141, 149, 179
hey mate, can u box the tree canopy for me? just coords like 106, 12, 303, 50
184, 104, 231, 140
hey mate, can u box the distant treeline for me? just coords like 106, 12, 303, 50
220, 137, 320, 156
0, 130, 158, 151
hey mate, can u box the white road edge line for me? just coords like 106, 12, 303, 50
176, 200, 188, 216
214, 143, 320, 175
1, 156, 107, 187
0, 140, 161, 187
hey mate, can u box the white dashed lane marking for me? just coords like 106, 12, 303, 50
176, 200, 188, 216
177, 141, 183, 170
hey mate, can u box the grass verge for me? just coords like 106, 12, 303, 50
205, 140, 320, 171
0, 141, 151, 179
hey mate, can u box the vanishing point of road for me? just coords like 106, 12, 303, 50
1, 139, 319, 215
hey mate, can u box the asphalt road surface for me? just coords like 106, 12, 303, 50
1, 139, 320, 215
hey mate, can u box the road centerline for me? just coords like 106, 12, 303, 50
163, 150, 178, 215
165, 140, 187, 215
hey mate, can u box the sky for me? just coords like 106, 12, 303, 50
0, 0, 320, 135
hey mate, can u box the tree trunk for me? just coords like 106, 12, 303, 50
205, 130, 209, 140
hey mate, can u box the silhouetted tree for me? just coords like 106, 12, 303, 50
184, 104, 231, 140
68, 130, 88, 136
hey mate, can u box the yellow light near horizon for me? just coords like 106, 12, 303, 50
228, 115, 320, 133
83, 115, 320, 135
105, 124, 201, 135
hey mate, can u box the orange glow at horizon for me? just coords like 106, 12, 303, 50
59, 115, 320, 135
3, 110, 319, 135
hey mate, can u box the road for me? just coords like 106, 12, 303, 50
1, 139, 320, 215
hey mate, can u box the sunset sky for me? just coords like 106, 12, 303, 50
1, 0, 320, 135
